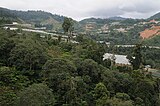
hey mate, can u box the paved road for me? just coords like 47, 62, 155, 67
114, 45, 160, 49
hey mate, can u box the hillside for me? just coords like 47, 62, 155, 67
0, 7, 18, 24
0, 7, 160, 45
140, 26, 160, 39
1, 6, 160, 106
149, 12, 160, 20
0, 7, 65, 30
108, 16, 127, 20
0, 7, 17, 19
1, 23, 160, 106
13, 10, 64, 23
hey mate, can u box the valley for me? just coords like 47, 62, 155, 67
0, 6, 160, 106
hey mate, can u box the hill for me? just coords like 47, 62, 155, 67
12, 10, 64, 23
0, 7, 18, 24
0, 7, 17, 19
140, 26, 160, 39
79, 18, 112, 24
108, 16, 127, 20
0, 7, 160, 44
79, 18, 118, 32
149, 12, 160, 20
0, 7, 65, 30
0, 23, 160, 106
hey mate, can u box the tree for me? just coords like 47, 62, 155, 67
89, 82, 109, 106
42, 58, 77, 77
0, 38, 15, 66
0, 67, 28, 106
9, 43, 47, 71
16, 83, 55, 106
103, 98, 133, 106
93, 82, 109, 100
42, 58, 77, 105
0, 87, 17, 106
127, 44, 143, 70
93, 84, 133, 106
58, 35, 62, 43
80, 59, 101, 84
133, 80, 157, 106
115, 93, 130, 101
62, 17, 74, 42
0, 66, 28, 89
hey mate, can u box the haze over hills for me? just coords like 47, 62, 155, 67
0, 7, 129, 24
1, 7, 160, 27
0, 7, 129, 31
1, 7, 160, 23
0, 8, 160, 43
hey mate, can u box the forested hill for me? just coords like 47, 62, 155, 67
0, 7, 18, 24
149, 12, 160, 20
0, 7, 64, 23
1, 7, 160, 106
0, 7, 66, 30
12, 10, 64, 23
0, 7, 17, 19
1, 7, 160, 44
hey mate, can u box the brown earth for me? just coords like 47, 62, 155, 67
140, 26, 160, 39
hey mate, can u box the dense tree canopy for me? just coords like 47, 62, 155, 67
0, 22, 160, 106
62, 17, 74, 41
16, 83, 55, 106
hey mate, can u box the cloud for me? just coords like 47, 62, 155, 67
0, 0, 160, 20
88, 0, 160, 19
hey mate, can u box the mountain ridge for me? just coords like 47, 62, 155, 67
149, 12, 160, 20
1, 7, 160, 23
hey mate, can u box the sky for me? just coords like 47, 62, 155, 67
0, 0, 160, 21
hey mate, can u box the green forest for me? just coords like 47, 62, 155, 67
1, 23, 160, 106
0, 7, 160, 106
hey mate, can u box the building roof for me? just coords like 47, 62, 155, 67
103, 53, 130, 65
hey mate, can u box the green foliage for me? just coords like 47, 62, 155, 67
115, 93, 130, 101
0, 7, 17, 19
107, 46, 160, 69
134, 97, 144, 106
42, 58, 76, 77
93, 82, 109, 99
62, 17, 74, 33
0, 66, 28, 106
79, 59, 101, 84
0, 66, 28, 89
0, 87, 17, 106
0, 38, 15, 65
127, 44, 143, 70
92, 83, 133, 106
116, 65, 132, 73
59, 42, 74, 52
96, 98, 133, 106
16, 83, 55, 106
109, 98, 133, 106
42, 58, 78, 105
0, 18, 12, 25
143, 35, 160, 46
0, 25, 159, 106
62, 17, 74, 41
42, 59, 90, 105
9, 42, 47, 71
133, 80, 157, 106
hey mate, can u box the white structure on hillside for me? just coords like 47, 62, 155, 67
103, 53, 130, 65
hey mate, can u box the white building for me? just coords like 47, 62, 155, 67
103, 53, 130, 65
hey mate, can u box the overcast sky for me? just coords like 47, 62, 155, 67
0, 0, 160, 20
